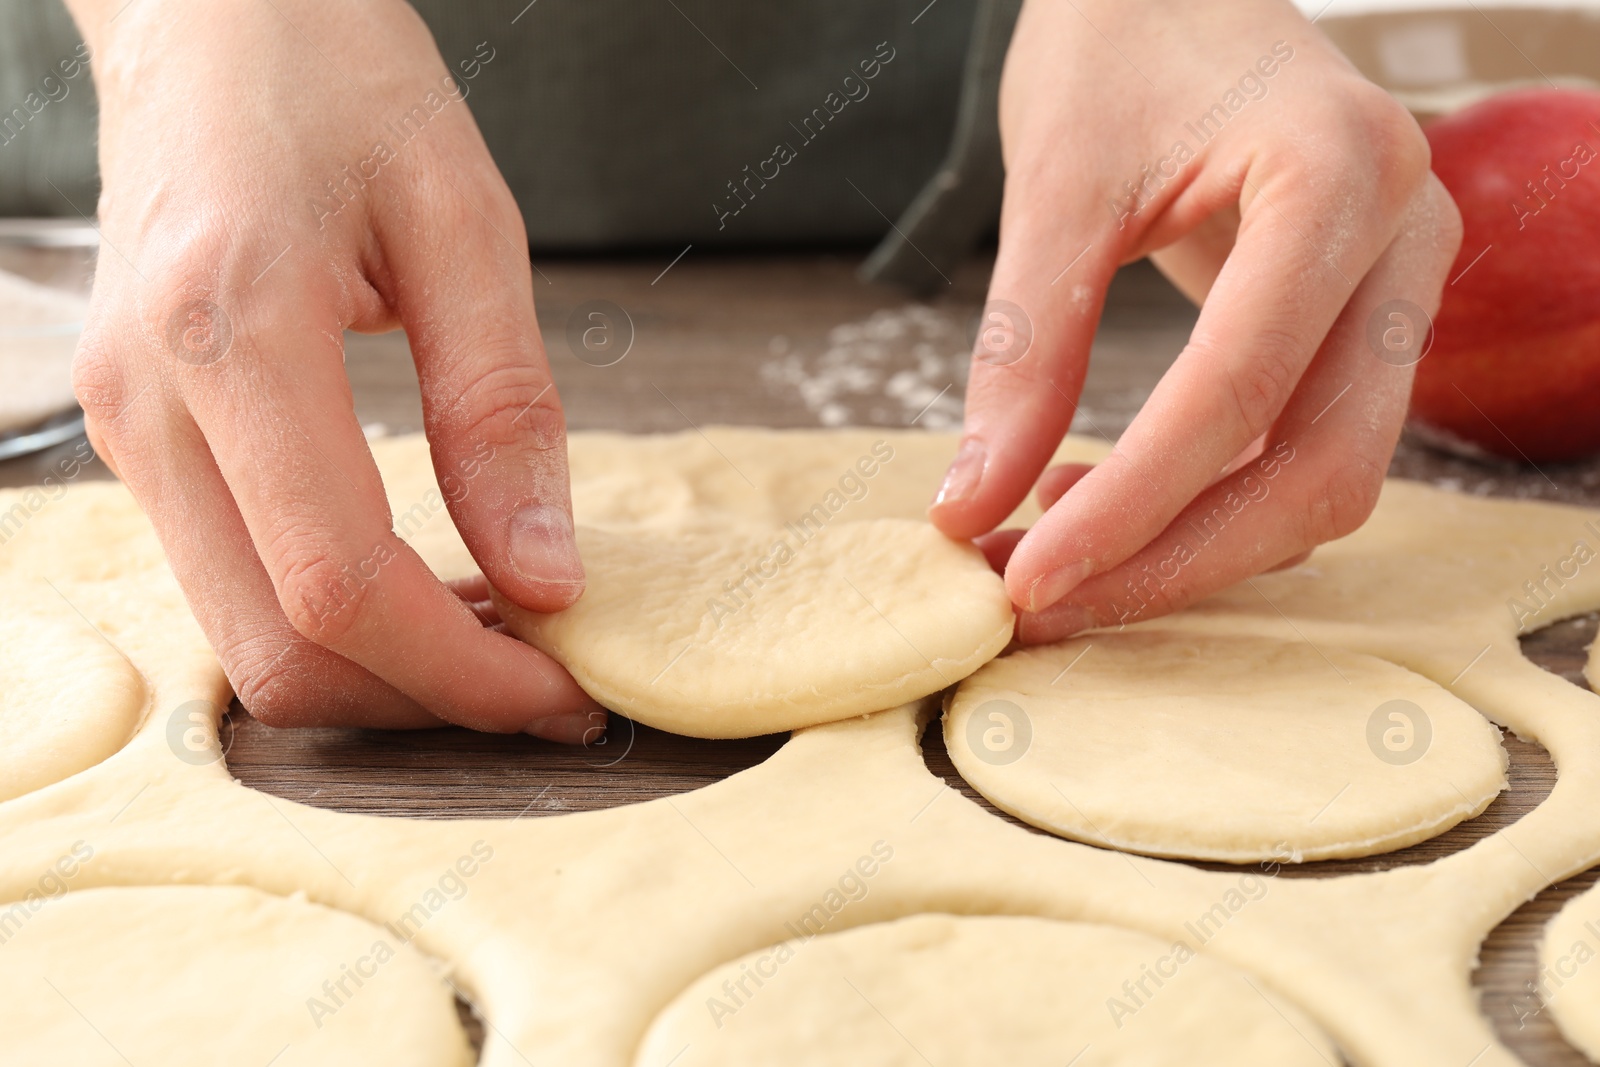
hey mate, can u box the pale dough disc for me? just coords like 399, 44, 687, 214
0, 885, 472, 1067
496, 519, 1013, 737
0, 578, 145, 803
946, 631, 1508, 862
1540, 879, 1600, 1060
633, 913, 1339, 1067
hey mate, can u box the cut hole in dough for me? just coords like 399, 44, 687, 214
1520, 610, 1600, 694
633, 913, 1340, 1067
497, 519, 1013, 738
1476, 871, 1596, 1065
946, 631, 1508, 863
0, 578, 145, 803
223, 706, 788, 818
0, 885, 473, 1067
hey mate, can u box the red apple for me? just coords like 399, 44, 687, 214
1413, 88, 1600, 463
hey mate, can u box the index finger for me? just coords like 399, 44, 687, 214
158, 261, 600, 737
1005, 140, 1422, 614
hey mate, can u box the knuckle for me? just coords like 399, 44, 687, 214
1305, 456, 1384, 544
143, 228, 232, 304
227, 639, 321, 728
1220, 342, 1300, 441
1101, 561, 1192, 628
143, 247, 242, 368
442, 362, 564, 453
71, 337, 131, 424
1345, 84, 1432, 196
419, 161, 528, 253
269, 534, 379, 648
1418, 173, 1465, 263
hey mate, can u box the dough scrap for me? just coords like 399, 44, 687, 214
496, 519, 1013, 737
946, 631, 1508, 862
0, 884, 472, 1067
634, 913, 1339, 1066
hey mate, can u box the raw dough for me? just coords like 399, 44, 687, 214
946, 631, 1508, 862
0, 478, 164, 583
0, 266, 86, 433
5, 429, 1600, 1067
367, 427, 1113, 566
496, 519, 1013, 737
0, 884, 472, 1066
1137, 479, 1600, 713
634, 913, 1339, 1066
1540, 878, 1600, 1061
561, 427, 1113, 532
376, 429, 1025, 737
0, 579, 144, 803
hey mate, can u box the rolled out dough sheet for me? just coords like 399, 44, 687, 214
4, 428, 1600, 1067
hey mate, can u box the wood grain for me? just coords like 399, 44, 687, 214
6, 251, 1600, 1064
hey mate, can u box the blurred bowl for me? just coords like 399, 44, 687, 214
0, 219, 97, 449
1311, 2, 1600, 119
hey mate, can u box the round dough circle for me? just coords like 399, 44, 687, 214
499, 519, 1013, 738
0, 885, 472, 1067
1539, 878, 1600, 1059
633, 913, 1339, 1066
946, 631, 1508, 862
0, 579, 145, 802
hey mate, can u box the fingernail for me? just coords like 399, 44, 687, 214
1025, 558, 1095, 613
527, 708, 608, 745
1017, 602, 1099, 645
509, 504, 584, 588
932, 437, 987, 509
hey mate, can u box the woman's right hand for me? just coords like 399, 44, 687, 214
66, 0, 604, 740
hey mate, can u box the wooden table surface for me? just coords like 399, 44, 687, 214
5, 250, 1599, 1064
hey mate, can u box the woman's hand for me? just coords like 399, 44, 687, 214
930, 0, 1462, 642
66, 0, 602, 738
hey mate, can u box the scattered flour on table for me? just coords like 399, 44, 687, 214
760, 303, 1130, 440
761, 305, 971, 431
